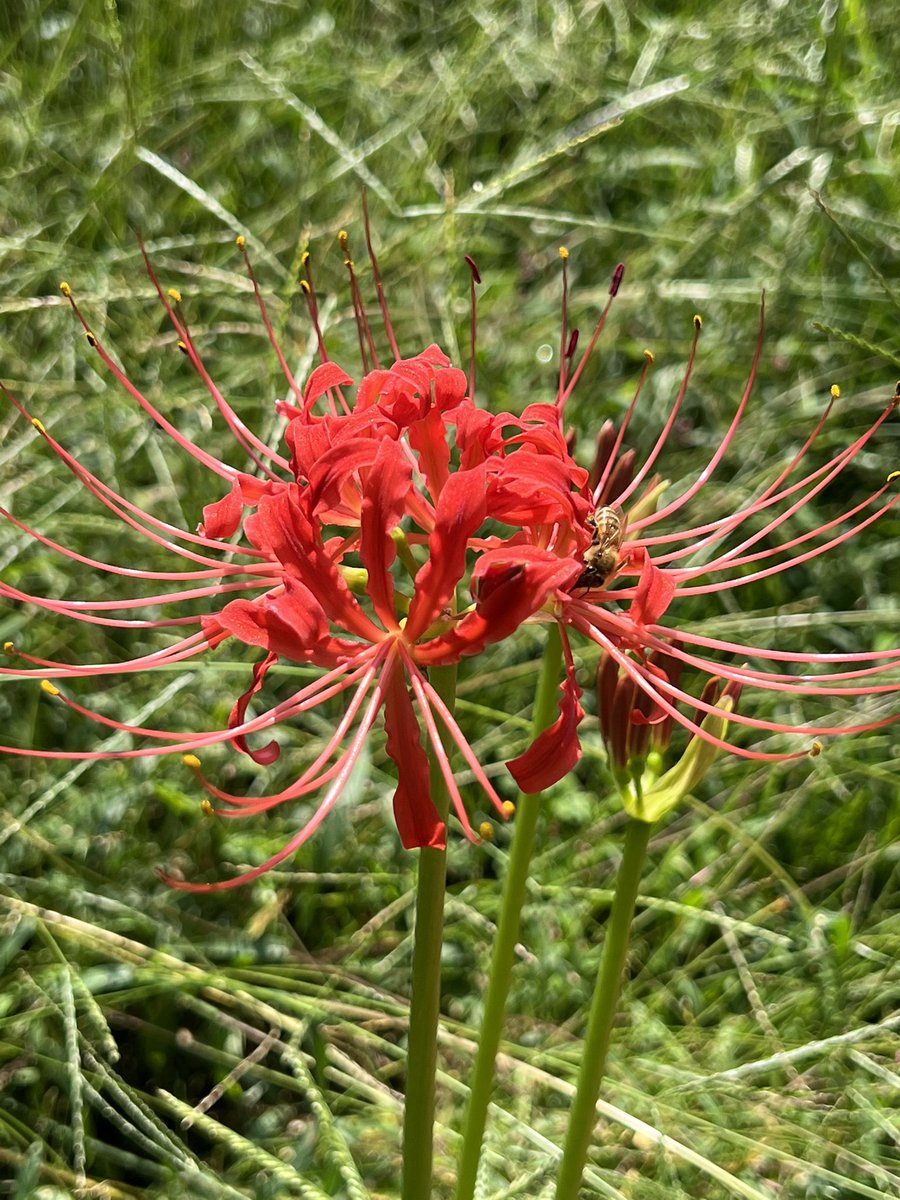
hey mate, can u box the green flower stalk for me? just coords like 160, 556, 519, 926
553, 672, 741, 1200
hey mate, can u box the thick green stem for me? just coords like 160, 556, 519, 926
554, 817, 653, 1200
455, 623, 564, 1200
401, 663, 457, 1200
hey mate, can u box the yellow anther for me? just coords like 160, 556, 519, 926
182, 754, 202, 770
3, 641, 14, 653
176, 340, 188, 354
85, 330, 97, 348
887, 470, 900, 484
235, 235, 246, 250
299, 279, 311, 294
558, 246, 569, 260
301, 250, 310, 266
344, 258, 353, 269
478, 821, 494, 841
501, 800, 516, 818
167, 287, 182, 303
59, 281, 72, 297
31, 417, 46, 434
693, 314, 703, 331
338, 229, 349, 251
643, 348, 655, 364
40, 680, 60, 697
808, 740, 823, 758
200, 798, 215, 816
830, 384, 840, 399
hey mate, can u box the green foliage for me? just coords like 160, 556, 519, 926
1, 0, 898, 1196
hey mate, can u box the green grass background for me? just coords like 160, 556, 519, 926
1, 1, 899, 1196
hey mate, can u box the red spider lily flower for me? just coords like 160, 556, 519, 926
502, 262, 900, 794
3, 229, 899, 883
0, 229, 593, 888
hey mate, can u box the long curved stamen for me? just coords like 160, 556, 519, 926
671, 477, 895, 582
2, 576, 268, 614
557, 247, 569, 414
628, 301, 765, 530
643, 387, 897, 559
59, 282, 238, 481
362, 189, 400, 361
580, 624, 814, 762
0, 579, 207, 628
465, 254, 481, 406
138, 241, 291, 477
592, 349, 654, 503
638, 385, 841, 552
160, 665, 394, 891
559, 261, 624, 409
629, 623, 900, 693
403, 650, 506, 817
674, 488, 897, 595
203, 654, 387, 810
4, 388, 265, 564
0, 506, 273, 581
646, 620, 900, 670
1, 630, 217, 679
340, 229, 376, 375
642, 659, 900, 738
235, 234, 306, 403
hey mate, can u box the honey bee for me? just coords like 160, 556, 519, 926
574, 505, 624, 591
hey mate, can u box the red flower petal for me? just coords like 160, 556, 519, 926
433, 366, 468, 411
382, 666, 445, 849
404, 465, 487, 642
415, 548, 580, 664
198, 472, 279, 540
302, 361, 354, 413
244, 488, 384, 643
628, 547, 676, 626
506, 669, 585, 793
218, 577, 329, 661
486, 454, 587, 526
408, 406, 451, 501
228, 652, 280, 765
359, 439, 412, 629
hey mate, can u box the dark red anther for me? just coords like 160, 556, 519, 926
566, 328, 579, 359
464, 255, 481, 285
609, 262, 625, 297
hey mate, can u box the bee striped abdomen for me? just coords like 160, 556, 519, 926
574, 506, 624, 590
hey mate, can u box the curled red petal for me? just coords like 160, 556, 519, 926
415, 548, 580, 665
506, 671, 585, 793
404, 464, 487, 642
359, 439, 411, 629
199, 480, 244, 539
218, 577, 329, 661
228, 652, 280, 765
433, 366, 468, 411
486, 454, 587, 526
408, 406, 451, 501
244, 489, 383, 643
200, 473, 283, 539
628, 547, 676, 626
382, 666, 445, 849
302, 361, 354, 412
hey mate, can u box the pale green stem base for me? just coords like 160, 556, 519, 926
402, 664, 457, 1200
553, 817, 653, 1200
455, 624, 564, 1200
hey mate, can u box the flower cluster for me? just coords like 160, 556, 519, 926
528, 311, 900, 797
2, 221, 899, 887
